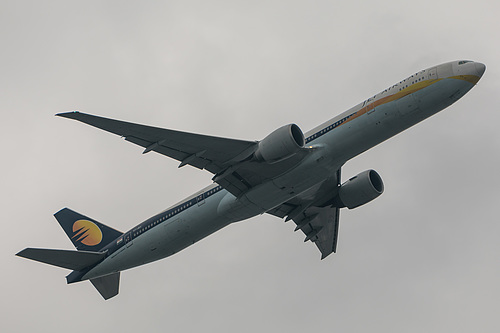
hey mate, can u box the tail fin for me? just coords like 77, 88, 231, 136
54, 208, 123, 251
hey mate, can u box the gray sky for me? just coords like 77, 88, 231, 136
2, 1, 499, 332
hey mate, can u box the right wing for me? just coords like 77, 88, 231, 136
57, 112, 257, 174
57, 112, 310, 196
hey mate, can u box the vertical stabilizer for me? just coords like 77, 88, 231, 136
54, 208, 123, 251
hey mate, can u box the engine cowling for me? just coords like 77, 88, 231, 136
254, 124, 305, 163
338, 170, 384, 209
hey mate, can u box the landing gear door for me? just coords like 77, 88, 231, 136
428, 67, 438, 81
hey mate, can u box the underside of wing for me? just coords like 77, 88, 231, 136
57, 112, 311, 197
267, 169, 342, 259
57, 111, 257, 175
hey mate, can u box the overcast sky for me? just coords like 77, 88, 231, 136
2, 1, 499, 332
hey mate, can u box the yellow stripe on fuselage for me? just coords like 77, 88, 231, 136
341, 79, 442, 125
307, 74, 480, 142
450, 74, 481, 85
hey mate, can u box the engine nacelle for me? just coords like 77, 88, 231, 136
338, 170, 384, 209
254, 124, 305, 163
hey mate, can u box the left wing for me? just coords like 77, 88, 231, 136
267, 170, 341, 259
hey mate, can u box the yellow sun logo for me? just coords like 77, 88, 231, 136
72, 220, 103, 246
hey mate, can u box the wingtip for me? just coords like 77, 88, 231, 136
55, 111, 80, 118
15, 248, 28, 257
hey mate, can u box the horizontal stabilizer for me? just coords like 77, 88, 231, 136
16, 248, 106, 271
90, 272, 120, 300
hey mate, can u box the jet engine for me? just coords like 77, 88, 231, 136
337, 170, 384, 209
254, 124, 305, 163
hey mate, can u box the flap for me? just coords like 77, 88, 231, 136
266, 169, 342, 259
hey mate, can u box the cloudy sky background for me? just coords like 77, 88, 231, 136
2, 1, 499, 332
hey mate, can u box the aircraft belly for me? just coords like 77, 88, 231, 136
216, 147, 340, 219
217, 192, 263, 221
84, 193, 232, 280
244, 151, 337, 211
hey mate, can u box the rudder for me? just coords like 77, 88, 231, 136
54, 208, 123, 251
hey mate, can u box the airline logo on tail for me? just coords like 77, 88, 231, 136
72, 220, 103, 246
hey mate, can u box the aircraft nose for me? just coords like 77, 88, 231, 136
474, 62, 486, 77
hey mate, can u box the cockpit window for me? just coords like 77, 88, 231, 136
458, 60, 472, 65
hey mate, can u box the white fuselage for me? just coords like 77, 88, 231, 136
81, 60, 484, 281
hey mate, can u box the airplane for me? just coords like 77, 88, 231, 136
17, 60, 485, 300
